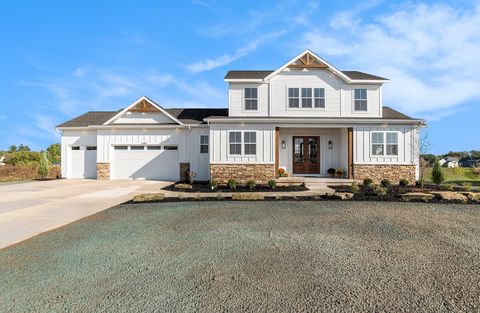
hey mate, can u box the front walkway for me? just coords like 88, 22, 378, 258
0, 179, 170, 249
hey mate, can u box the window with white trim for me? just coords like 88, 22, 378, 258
229, 132, 242, 155
244, 132, 256, 155
354, 89, 367, 111
314, 88, 325, 108
200, 135, 209, 154
301, 88, 312, 108
371, 131, 398, 156
244, 88, 258, 111
288, 88, 300, 108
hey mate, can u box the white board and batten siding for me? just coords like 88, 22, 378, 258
61, 130, 97, 178
209, 124, 275, 164
353, 125, 416, 164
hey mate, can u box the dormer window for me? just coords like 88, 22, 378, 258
354, 89, 368, 111
244, 88, 258, 111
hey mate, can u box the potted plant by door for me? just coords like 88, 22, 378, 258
335, 169, 344, 178
327, 168, 336, 177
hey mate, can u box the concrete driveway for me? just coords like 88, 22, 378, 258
0, 179, 169, 249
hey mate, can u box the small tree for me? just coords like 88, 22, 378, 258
417, 130, 431, 189
38, 151, 50, 178
46, 143, 61, 164
431, 159, 445, 186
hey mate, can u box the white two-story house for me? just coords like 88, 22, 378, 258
57, 50, 425, 184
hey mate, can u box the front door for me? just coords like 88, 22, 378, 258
292, 136, 320, 174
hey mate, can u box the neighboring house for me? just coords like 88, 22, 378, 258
459, 158, 480, 168
0, 155, 5, 166
56, 50, 425, 183
439, 157, 459, 168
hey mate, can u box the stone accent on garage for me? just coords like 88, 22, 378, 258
180, 163, 190, 182
97, 163, 110, 180
210, 164, 275, 184
354, 164, 416, 184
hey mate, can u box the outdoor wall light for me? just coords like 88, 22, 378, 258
282, 140, 286, 149
328, 140, 333, 149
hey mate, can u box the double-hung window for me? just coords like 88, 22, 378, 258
301, 88, 312, 108
244, 132, 256, 155
354, 89, 368, 111
200, 135, 209, 154
244, 88, 258, 111
314, 88, 325, 108
371, 131, 398, 156
289, 87, 325, 109
288, 88, 300, 108
229, 132, 242, 155
228, 131, 256, 155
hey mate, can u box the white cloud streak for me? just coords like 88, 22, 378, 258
298, 2, 480, 119
186, 30, 286, 73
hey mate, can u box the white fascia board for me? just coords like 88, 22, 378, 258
224, 79, 264, 83
205, 117, 425, 125
102, 96, 184, 125
263, 49, 389, 84
57, 124, 205, 131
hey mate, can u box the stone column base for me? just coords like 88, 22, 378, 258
210, 163, 275, 184
180, 162, 190, 182
354, 164, 416, 184
97, 163, 110, 180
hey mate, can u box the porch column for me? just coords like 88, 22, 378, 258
275, 127, 279, 178
348, 127, 353, 179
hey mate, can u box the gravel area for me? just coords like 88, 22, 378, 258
1, 201, 480, 312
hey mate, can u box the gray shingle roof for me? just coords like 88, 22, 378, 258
224, 70, 388, 81
382, 107, 413, 119
56, 108, 229, 127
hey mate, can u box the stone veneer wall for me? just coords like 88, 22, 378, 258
210, 164, 275, 184
97, 163, 110, 180
354, 164, 416, 184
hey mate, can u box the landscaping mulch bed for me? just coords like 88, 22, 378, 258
330, 184, 479, 204
162, 182, 308, 193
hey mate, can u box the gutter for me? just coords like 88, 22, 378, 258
204, 117, 426, 125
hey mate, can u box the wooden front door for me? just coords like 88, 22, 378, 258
292, 136, 320, 174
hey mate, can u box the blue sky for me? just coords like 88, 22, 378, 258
0, 0, 479, 154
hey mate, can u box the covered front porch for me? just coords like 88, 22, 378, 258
274, 126, 353, 180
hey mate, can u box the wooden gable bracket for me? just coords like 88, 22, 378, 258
288, 52, 328, 69
128, 98, 161, 113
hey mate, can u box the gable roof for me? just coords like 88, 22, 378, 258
224, 50, 389, 83
103, 96, 184, 125
225, 70, 387, 81
56, 108, 229, 128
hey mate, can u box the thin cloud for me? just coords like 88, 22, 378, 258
298, 2, 480, 120
186, 30, 285, 73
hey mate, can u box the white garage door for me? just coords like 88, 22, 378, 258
111, 145, 179, 181
69, 146, 97, 179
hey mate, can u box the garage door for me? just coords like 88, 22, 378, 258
69, 146, 97, 179
111, 145, 179, 181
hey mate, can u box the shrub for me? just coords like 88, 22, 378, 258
462, 182, 472, 192
5, 151, 41, 166
208, 179, 218, 190
0, 164, 38, 182
380, 179, 391, 188
443, 183, 455, 191
268, 180, 276, 189
473, 167, 480, 176
415, 180, 421, 187
363, 178, 373, 186
372, 185, 387, 197
399, 179, 409, 187
38, 152, 50, 178
454, 167, 466, 176
185, 171, 196, 184
327, 168, 336, 176
431, 159, 445, 186
350, 182, 359, 193
227, 179, 237, 190
335, 169, 344, 178
246, 179, 256, 189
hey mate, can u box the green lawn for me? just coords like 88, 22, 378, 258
424, 167, 480, 186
